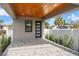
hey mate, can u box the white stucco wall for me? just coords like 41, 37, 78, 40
13, 17, 44, 41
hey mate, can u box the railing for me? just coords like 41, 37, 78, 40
44, 29, 79, 52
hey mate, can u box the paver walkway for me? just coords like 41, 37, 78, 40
2, 39, 76, 56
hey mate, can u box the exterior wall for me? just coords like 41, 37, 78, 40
13, 17, 44, 41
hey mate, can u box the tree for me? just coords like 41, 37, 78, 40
7, 24, 13, 30
0, 19, 4, 29
72, 23, 79, 29
45, 21, 49, 28
54, 17, 65, 26
0, 19, 4, 25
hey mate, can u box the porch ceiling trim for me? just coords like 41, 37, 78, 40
0, 3, 16, 19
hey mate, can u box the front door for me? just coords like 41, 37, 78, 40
35, 21, 42, 38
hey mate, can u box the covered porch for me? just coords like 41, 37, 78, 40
0, 3, 79, 56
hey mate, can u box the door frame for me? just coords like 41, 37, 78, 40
35, 21, 42, 38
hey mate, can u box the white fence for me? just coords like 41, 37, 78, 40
7, 30, 13, 41
44, 29, 79, 52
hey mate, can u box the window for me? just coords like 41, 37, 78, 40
25, 20, 32, 32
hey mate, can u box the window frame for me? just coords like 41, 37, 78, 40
25, 20, 32, 32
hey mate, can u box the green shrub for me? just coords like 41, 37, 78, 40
1, 35, 11, 52
8, 36, 11, 44
48, 35, 52, 41
45, 34, 49, 39
54, 37, 58, 43
63, 35, 69, 46
63, 35, 74, 48
53, 36, 61, 44
45, 34, 74, 49
51, 35, 55, 42
58, 36, 63, 45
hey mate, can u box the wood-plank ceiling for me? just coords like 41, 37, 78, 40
10, 3, 78, 19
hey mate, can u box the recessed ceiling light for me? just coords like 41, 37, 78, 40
21, 13, 24, 15
44, 5, 47, 8
54, 4, 57, 6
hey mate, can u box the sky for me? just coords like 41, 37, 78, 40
0, 6, 13, 25
46, 10, 79, 25
0, 6, 79, 25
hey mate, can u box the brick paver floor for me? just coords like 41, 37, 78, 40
2, 39, 76, 56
